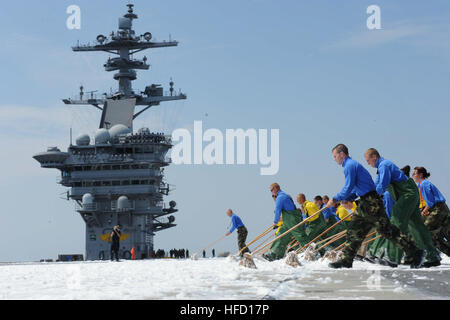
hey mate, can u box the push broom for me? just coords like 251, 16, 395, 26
240, 206, 327, 269
191, 234, 227, 260
285, 211, 354, 266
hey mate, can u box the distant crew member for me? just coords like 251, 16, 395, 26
110, 225, 121, 262
225, 209, 250, 256
263, 183, 308, 261
326, 144, 424, 269
364, 148, 440, 267
413, 167, 450, 257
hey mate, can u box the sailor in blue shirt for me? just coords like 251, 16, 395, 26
416, 178, 446, 209
273, 189, 296, 226
383, 191, 395, 219
315, 195, 339, 223
364, 148, 440, 267
413, 166, 450, 257
329, 155, 377, 203
262, 183, 308, 261
225, 209, 249, 256
326, 144, 423, 269
363, 151, 408, 196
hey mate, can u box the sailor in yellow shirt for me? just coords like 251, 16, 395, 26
337, 202, 355, 220
337, 201, 355, 229
297, 194, 327, 247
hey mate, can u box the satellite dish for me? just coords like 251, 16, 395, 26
143, 32, 152, 41
96, 34, 106, 44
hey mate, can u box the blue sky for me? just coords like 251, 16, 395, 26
0, 0, 449, 261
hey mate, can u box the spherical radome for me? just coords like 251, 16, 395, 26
82, 193, 94, 204
109, 124, 132, 139
117, 195, 130, 210
94, 128, 110, 144
76, 134, 91, 146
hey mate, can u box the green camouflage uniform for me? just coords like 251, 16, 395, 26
237, 226, 250, 256
264, 209, 308, 261
341, 191, 419, 265
423, 202, 450, 256
368, 180, 441, 264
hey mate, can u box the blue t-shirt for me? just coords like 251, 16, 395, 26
333, 157, 376, 202
418, 179, 446, 208
375, 157, 408, 196
229, 214, 245, 233
274, 190, 296, 224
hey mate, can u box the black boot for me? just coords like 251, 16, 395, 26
422, 259, 441, 268
363, 255, 377, 264
262, 253, 276, 262
328, 259, 353, 269
409, 249, 425, 269
377, 258, 398, 268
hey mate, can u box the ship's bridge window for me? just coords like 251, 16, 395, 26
102, 165, 111, 170
74, 166, 82, 171
112, 165, 121, 170
131, 180, 140, 185
134, 147, 143, 154
140, 164, 149, 169
84, 166, 92, 171
102, 181, 111, 186
122, 165, 130, 170
140, 180, 149, 185
84, 181, 93, 187
131, 164, 139, 169
122, 180, 130, 186
73, 182, 82, 187
112, 181, 120, 186
93, 181, 101, 186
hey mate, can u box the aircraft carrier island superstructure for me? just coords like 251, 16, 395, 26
33, 4, 186, 260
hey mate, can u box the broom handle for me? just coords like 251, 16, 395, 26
195, 234, 227, 256
314, 230, 348, 253
234, 225, 273, 256
315, 229, 347, 246
361, 234, 382, 247
332, 241, 347, 252
331, 230, 379, 253
252, 232, 276, 253
251, 206, 327, 256
285, 239, 299, 253
295, 211, 354, 254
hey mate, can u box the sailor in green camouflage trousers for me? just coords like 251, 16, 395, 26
413, 166, 450, 257
326, 144, 424, 269
341, 192, 420, 265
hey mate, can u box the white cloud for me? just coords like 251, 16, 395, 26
324, 20, 450, 58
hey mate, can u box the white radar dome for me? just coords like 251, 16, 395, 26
94, 128, 110, 144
